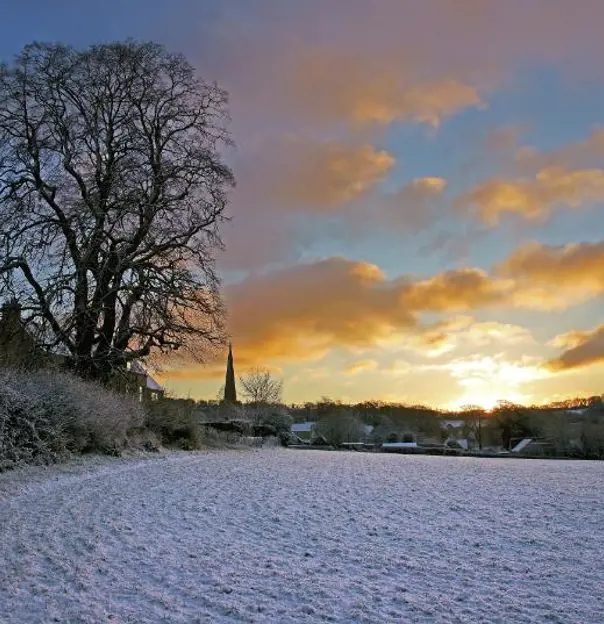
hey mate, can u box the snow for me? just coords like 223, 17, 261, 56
382, 442, 418, 448
130, 360, 164, 391
1, 450, 603, 623
291, 422, 314, 433
511, 438, 533, 453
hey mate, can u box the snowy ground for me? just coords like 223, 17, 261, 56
1, 450, 603, 624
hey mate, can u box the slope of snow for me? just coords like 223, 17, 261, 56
1, 449, 603, 623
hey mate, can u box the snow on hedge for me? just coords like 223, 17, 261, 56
0, 450, 603, 623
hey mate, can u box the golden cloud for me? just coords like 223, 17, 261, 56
461, 128, 604, 224
407, 177, 448, 195
199, 0, 604, 139
404, 268, 512, 312
238, 138, 395, 210
461, 167, 604, 225
164, 259, 513, 380
498, 241, 604, 308
165, 238, 604, 382
419, 318, 535, 357
547, 325, 604, 371
290, 49, 483, 127
515, 128, 604, 170
344, 360, 379, 375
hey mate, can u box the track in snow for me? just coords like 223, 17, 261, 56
1, 449, 603, 623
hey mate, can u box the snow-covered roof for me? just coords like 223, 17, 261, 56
511, 438, 533, 453
382, 442, 418, 448
291, 422, 314, 433
441, 419, 465, 429
130, 361, 164, 392
362, 424, 374, 435
567, 408, 589, 416
146, 375, 164, 391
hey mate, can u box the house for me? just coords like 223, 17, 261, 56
0, 300, 60, 370
510, 437, 554, 455
128, 361, 165, 403
291, 421, 316, 442
0, 300, 164, 402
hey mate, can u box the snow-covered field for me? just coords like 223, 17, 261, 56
1, 449, 603, 624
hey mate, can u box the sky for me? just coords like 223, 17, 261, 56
3, 1, 604, 409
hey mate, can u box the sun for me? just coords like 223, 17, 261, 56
451, 393, 500, 412
451, 387, 531, 412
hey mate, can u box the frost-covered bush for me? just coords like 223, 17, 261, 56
0, 369, 146, 470
246, 405, 292, 436
145, 399, 201, 448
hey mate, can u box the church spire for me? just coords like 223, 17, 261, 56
223, 342, 237, 403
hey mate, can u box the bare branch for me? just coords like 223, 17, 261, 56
0, 40, 234, 381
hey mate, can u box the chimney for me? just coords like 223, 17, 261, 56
1, 300, 22, 327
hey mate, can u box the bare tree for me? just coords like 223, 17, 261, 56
316, 410, 362, 447
460, 404, 487, 450
0, 41, 234, 382
239, 368, 283, 404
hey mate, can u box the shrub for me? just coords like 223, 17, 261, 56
0, 368, 146, 470
145, 399, 240, 449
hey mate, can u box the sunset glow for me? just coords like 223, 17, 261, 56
5, 1, 603, 407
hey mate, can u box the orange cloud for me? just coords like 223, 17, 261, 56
547, 325, 604, 371
461, 128, 604, 224
498, 241, 604, 308
166, 237, 604, 382
461, 167, 604, 225
224, 258, 414, 365
344, 360, 379, 375
164, 259, 513, 380
404, 268, 512, 312
419, 318, 534, 356
238, 138, 395, 210
285, 46, 483, 128
515, 128, 604, 170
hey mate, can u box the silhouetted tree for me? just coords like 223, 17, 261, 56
0, 41, 234, 381
239, 368, 283, 404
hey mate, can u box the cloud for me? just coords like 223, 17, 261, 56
385, 360, 413, 376
223, 257, 413, 367
239, 138, 395, 210
460, 129, 604, 224
289, 49, 483, 127
407, 177, 448, 195
498, 240, 604, 308
460, 167, 604, 225
547, 325, 604, 371
341, 175, 449, 234
515, 127, 604, 170
195, 0, 604, 135
419, 318, 535, 357
165, 258, 514, 379
167, 235, 604, 383
403, 268, 512, 312
344, 360, 379, 375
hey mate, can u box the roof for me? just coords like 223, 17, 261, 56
382, 442, 418, 448
441, 419, 465, 429
130, 360, 164, 392
511, 438, 533, 453
291, 422, 314, 433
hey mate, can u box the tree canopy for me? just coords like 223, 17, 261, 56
0, 41, 234, 381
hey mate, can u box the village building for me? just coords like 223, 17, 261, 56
0, 300, 163, 402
